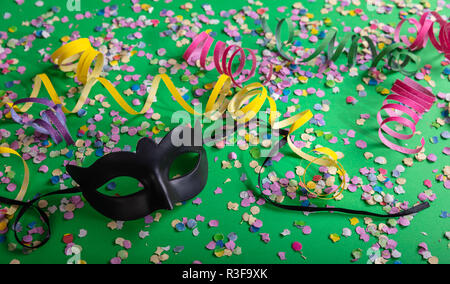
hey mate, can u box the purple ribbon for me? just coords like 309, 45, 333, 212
7, 98, 74, 145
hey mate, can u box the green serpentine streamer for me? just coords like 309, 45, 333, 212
261, 17, 421, 76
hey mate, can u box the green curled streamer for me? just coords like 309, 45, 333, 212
387, 49, 421, 76
261, 17, 295, 61
261, 18, 421, 76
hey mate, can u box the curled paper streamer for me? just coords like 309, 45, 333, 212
395, 11, 450, 59
183, 31, 273, 87
377, 77, 436, 154
5, 98, 74, 145
261, 17, 295, 61
261, 17, 422, 76
0, 147, 29, 217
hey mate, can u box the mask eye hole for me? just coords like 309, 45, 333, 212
169, 152, 200, 180
97, 176, 144, 197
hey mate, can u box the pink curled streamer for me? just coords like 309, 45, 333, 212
395, 11, 450, 60
377, 77, 436, 154
183, 32, 272, 87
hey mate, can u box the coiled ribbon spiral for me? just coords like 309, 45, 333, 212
183, 31, 273, 87
377, 77, 436, 154
395, 11, 450, 59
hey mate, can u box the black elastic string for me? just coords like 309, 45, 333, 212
257, 135, 430, 218
0, 187, 81, 249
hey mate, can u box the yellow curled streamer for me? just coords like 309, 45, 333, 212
13, 38, 345, 173
301, 147, 346, 200
0, 147, 29, 217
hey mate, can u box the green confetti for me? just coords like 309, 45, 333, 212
213, 233, 224, 242
250, 147, 261, 159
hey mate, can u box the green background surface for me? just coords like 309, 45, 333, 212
0, 0, 449, 264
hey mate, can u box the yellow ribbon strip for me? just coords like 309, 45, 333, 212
0, 147, 29, 216
4, 38, 346, 199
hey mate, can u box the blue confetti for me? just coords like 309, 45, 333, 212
95, 148, 104, 157
175, 222, 186, 232
50, 176, 60, 185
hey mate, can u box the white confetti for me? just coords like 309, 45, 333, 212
139, 230, 149, 239
78, 229, 87, 238
342, 228, 352, 237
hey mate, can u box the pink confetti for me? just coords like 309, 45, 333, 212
38, 165, 48, 173
347, 130, 355, 137
208, 220, 219, 227
398, 217, 410, 227
355, 140, 367, 149
302, 226, 312, 235
63, 211, 74, 220
192, 197, 202, 205
6, 183, 16, 192
360, 233, 370, 242
206, 241, 216, 250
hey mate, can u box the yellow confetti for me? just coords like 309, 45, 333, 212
381, 88, 390, 95
329, 233, 340, 243
141, 4, 151, 11
306, 181, 316, 189
152, 126, 161, 134
297, 76, 308, 84
79, 125, 89, 132
349, 217, 359, 226
61, 36, 71, 42
0, 220, 7, 231
214, 249, 225, 257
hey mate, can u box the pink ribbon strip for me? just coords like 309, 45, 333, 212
183, 32, 272, 87
377, 77, 436, 154
395, 11, 450, 60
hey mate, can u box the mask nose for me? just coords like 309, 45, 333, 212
142, 169, 176, 212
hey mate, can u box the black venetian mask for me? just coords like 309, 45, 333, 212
67, 125, 207, 221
